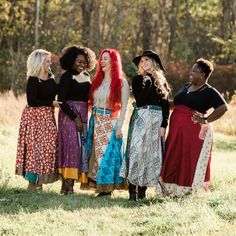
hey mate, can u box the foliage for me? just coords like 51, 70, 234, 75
165, 62, 236, 101
0, 0, 235, 95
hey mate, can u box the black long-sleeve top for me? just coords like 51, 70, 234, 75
174, 83, 227, 113
26, 76, 58, 107
58, 70, 91, 120
132, 75, 170, 128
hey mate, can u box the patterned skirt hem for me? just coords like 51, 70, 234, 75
87, 179, 128, 193
158, 182, 207, 197
16, 168, 59, 184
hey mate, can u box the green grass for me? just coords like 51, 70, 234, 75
0, 126, 236, 235
213, 133, 236, 152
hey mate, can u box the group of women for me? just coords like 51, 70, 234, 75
15, 45, 228, 199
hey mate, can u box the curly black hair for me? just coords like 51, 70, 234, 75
196, 58, 214, 80
60, 45, 96, 71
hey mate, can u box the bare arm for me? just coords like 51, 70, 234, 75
207, 104, 228, 122
116, 79, 130, 138
193, 104, 228, 124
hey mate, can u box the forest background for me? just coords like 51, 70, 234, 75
0, 0, 236, 101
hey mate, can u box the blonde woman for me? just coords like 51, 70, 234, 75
120, 50, 171, 201
16, 49, 60, 192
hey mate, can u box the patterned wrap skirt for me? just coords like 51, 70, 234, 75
160, 105, 213, 196
120, 105, 163, 187
86, 107, 126, 193
15, 105, 58, 184
57, 101, 89, 183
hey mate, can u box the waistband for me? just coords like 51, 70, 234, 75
92, 106, 112, 115
174, 105, 206, 116
132, 102, 162, 111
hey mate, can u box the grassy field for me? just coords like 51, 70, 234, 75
0, 92, 236, 236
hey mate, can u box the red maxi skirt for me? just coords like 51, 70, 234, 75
16, 105, 59, 184
160, 105, 213, 196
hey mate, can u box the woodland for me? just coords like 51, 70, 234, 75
0, 0, 236, 99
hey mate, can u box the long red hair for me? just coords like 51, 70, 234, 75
89, 48, 124, 117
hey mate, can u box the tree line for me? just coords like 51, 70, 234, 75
0, 0, 235, 99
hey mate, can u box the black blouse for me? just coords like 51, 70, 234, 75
132, 75, 170, 128
174, 83, 227, 113
26, 76, 58, 107
58, 70, 91, 120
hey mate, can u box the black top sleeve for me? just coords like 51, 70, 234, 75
58, 71, 77, 120
207, 87, 227, 109
160, 98, 170, 128
26, 77, 54, 107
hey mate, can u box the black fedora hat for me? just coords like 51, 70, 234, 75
132, 50, 166, 72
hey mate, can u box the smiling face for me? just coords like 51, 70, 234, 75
101, 52, 111, 73
43, 55, 52, 74
190, 64, 205, 85
139, 56, 153, 73
73, 54, 87, 72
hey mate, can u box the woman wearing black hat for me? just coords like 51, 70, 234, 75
57, 45, 96, 195
160, 58, 228, 197
120, 50, 171, 201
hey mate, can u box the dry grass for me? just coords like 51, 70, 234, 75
213, 105, 236, 136
0, 92, 26, 128
1, 92, 235, 136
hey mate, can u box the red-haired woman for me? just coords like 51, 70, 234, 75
87, 48, 130, 197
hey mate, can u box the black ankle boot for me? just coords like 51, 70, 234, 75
96, 192, 112, 197
64, 179, 74, 195
60, 179, 66, 194
128, 182, 137, 201
138, 186, 147, 199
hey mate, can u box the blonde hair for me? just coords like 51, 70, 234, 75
138, 58, 171, 99
27, 49, 51, 78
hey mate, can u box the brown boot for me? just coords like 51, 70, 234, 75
35, 184, 43, 192
64, 179, 74, 195
60, 179, 66, 194
27, 182, 36, 192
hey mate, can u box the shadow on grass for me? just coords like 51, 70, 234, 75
0, 186, 168, 215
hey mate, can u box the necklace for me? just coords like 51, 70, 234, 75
187, 83, 206, 94
72, 72, 90, 83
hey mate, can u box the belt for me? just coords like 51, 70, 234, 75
132, 102, 162, 111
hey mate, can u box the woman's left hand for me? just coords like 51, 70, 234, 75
160, 127, 166, 137
53, 101, 61, 108
116, 129, 123, 139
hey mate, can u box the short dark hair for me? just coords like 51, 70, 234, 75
196, 58, 214, 80
60, 45, 96, 71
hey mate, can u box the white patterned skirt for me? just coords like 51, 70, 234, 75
120, 106, 163, 187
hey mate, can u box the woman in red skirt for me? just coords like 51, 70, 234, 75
160, 58, 228, 196
16, 49, 60, 192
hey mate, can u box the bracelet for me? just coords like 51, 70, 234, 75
204, 117, 208, 124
